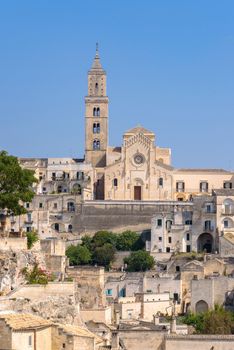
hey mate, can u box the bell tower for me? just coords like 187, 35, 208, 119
85, 44, 109, 168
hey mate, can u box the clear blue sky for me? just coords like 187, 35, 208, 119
0, 0, 234, 169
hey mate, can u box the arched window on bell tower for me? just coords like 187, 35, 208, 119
97, 107, 100, 116
93, 139, 100, 150
95, 82, 98, 95
93, 123, 100, 134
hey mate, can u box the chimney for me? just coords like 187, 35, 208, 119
170, 315, 176, 334
153, 314, 159, 325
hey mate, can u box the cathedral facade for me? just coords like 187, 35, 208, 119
83, 48, 233, 201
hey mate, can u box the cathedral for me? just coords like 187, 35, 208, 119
21, 47, 233, 202
83, 46, 233, 201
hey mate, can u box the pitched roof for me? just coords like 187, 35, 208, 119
125, 125, 155, 135
57, 324, 103, 343
89, 45, 105, 73
0, 313, 52, 330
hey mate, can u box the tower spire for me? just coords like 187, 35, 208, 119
96, 42, 99, 57
90, 43, 104, 71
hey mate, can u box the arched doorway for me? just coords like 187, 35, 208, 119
195, 300, 208, 313
197, 233, 213, 253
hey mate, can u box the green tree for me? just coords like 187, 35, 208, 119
181, 312, 205, 333
116, 230, 145, 251
26, 230, 39, 249
92, 231, 117, 248
66, 244, 92, 265
124, 250, 155, 272
81, 235, 93, 251
0, 151, 37, 215
93, 243, 116, 268
203, 305, 234, 334
116, 231, 139, 251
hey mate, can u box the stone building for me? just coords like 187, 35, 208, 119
0, 312, 52, 350
149, 191, 234, 255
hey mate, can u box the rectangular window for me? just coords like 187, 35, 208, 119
52, 172, 56, 180
185, 220, 192, 225
224, 220, 229, 228
200, 181, 208, 192
206, 204, 211, 213
157, 219, 162, 227
158, 236, 162, 241
39, 203, 43, 208
176, 266, 180, 272
28, 335, 32, 346
106, 289, 112, 296
53, 203, 57, 209
26, 202, 30, 209
168, 237, 172, 243
224, 182, 232, 189
166, 220, 172, 230
186, 233, 190, 241
204, 220, 211, 231
176, 181, 185, 192
186, 245, 191, 252
159, 178, 163, 187
166, 247, 170, 253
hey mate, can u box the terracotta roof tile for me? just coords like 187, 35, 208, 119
0, 313, 52, 331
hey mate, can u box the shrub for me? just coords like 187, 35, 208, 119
22, 264, 54, 285
26, 230, 39, 249
182, 305, 234, 334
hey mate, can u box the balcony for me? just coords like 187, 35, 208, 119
203, 225, 214, 232
51, 176, 67, 181
171, 224, 185, 230
222, 209, 234, 216
24, 220, 33, 225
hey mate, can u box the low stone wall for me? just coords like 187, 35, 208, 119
8, 282, 75, 299
0, 237, 27, 251
165, 334, 234, 350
